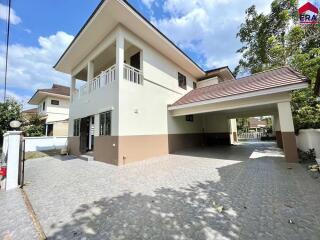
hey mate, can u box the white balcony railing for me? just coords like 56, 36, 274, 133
123, 63, 143, 85
78, 64, 116, 97
77, 63, 143, 99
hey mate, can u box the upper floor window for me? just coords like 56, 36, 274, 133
186, 115, 194, 122
178, 72, 187, 90
100, 111, 111, 136
73, 119, 80, 136
193, 82, 197, 89
51, 100, 60, 105
42, 101, 46, 111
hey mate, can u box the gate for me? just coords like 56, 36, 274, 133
18, 138, 25, 187
237, 132, 264, 140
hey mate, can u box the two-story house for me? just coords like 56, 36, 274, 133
27, 84, 70, 136
54, 0, 308, 165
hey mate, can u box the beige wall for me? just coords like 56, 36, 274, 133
118, 26, 198, 136
53, 121, 69, 136
203, 113, 230, 133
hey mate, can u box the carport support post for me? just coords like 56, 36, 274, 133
273, 114, 282, 148
277, 102, 299, 163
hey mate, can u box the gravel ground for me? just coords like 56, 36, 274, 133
24, 142, 320, 240
0, 189, 38, 240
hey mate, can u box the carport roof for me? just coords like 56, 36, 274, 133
171, 66, 308, 107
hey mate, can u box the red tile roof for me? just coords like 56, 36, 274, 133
28, 84, 70, 105
22, 108, 38, 114
172, 67, 308, 107
37, 84, 70, 96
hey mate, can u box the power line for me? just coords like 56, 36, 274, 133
3, 0, 12, 102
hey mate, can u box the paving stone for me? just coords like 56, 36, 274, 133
0, 189, 38, 240
23, 142, 320, 240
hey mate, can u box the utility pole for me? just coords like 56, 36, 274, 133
3, 0, 12, 102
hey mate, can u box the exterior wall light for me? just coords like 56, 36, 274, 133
9, 120, 22, 129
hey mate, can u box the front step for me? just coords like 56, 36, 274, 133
79, 154, 95, 162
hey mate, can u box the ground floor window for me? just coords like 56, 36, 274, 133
100, 111, 111, 136
73, 119, 80, 136
46, 124, 53, 136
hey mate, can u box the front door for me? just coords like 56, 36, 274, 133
88, 116, 94, 151
130, 52, 140, 69
80, 117, 90, 153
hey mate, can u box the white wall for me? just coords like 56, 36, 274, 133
118, 26, 198, 136
69, 81, 118, 137
46, 97, 69, 123
36, 96, 70, 123
296, 129, 320, 163
24, 136, 68, 152
69, 25, 199, 137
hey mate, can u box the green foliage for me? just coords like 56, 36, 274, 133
235, 0, 320, 130
0, 98, 23, 138
236, 118, 249, 133
298, 148, 316, 163
22, 113, 44, 137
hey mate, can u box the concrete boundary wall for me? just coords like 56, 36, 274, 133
296, 129, 320, 163
24, 136, 68, 152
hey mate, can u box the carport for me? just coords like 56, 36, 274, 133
168, 67, 309, 162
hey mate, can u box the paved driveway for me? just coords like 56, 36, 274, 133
24, 142, 320, 240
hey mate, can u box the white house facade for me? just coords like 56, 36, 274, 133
54, 0, 308, 165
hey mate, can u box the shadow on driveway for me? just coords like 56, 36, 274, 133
25, 142, 320, 240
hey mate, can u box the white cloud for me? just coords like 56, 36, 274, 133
153, 0, 273, 70
0, 31, 74, 96
0, 88, 30, 106
0, 3, 21, 25
141, 0, 155, 9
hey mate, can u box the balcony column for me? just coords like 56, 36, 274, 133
277, 101, 299, 162
116, 30, 124, 82
70, 76, 76, 102
87, 60, 94, 91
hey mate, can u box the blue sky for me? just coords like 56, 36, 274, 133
0, 0, 276, 108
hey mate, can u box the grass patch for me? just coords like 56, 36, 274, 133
25, 149, 62, 160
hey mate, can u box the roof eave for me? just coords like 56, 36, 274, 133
168, 82, 308, 111
28, 91, 70, 105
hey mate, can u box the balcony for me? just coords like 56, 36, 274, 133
71, 36, 144, 101
76, 64, 143, 99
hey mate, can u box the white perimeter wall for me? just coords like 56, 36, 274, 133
296, 129, 320, 163
24, 136, 68, 152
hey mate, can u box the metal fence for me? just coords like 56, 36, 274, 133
237, 132, 264, 140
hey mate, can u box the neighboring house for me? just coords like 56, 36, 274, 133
22, 108, 38, 120
54, 0, 308, 165
28, 84, 70, 136
248, 117, 267, 132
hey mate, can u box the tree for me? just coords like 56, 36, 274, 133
0, 98, 23, 142
237, 118, 249, 133
22, 113, 45, 137
235, 0, 320, 131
